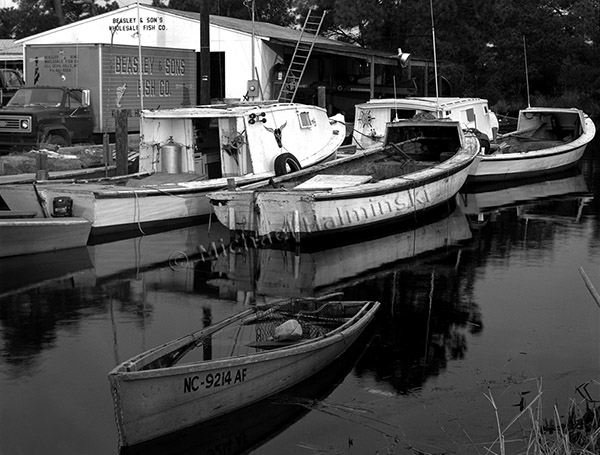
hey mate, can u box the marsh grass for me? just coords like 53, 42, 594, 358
487, 380, 600, 455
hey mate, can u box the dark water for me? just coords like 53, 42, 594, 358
2, 138, 600, 454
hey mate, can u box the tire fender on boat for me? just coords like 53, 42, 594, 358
274, 153, 302, 176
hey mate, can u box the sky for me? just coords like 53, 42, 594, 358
0, 0, 153, 7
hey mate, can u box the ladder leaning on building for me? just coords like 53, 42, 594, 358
277, 9, 326, 103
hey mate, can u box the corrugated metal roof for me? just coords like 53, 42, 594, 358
158, 7, 400, 66
0, 39, 21, 55
11, 5, 403, 66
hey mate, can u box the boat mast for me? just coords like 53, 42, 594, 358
251, 0, 255, 82
137, 0, 143, 110
429, 0, 440, 116
523, 35, 531, 108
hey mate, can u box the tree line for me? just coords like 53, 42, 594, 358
2, 0, 598, 113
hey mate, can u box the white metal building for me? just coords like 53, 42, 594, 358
16, 4, 424, 112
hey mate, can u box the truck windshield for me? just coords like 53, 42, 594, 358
7, 88, 64, 107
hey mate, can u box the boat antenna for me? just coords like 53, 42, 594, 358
137, 0, 144, 111
251, 0, 255, 82
393, 75, 399, 121
429, 0, 440, 117
523, 35, 531, 108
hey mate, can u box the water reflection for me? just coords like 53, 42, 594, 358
459, 169, 592, 229
458, 169, 593, 264
205, 204, 483, 398
208, 204, 473, 300
0, 158, 598, 454
0, 222, 229, 373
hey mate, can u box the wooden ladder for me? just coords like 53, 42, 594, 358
277, 9, 326, 103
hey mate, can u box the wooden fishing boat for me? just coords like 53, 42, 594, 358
207, 118, 481, 242
0, 210, 91, 257
0, 102, 345, 238
467, 107, 596, 182
108, 297, 380, 447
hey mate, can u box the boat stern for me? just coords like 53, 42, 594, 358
208, 189, 258, 232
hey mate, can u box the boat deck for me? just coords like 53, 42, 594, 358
495, 138, 568, 154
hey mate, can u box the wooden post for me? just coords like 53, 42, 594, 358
103, 132, 112, 178
115, 109, 129, 176
103, 133, 112, 164
370, 55, 375, 99
199, 0, 210, 105
36, 152, 48, 180
317, 86, 326, 109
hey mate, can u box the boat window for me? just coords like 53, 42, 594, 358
297, 111, 313, 129
391, 109, 416, 120
466, 108, 475, 122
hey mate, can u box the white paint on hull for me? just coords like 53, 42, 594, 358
0, 217, 91, 257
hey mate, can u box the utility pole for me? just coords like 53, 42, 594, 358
199, 0, 211, 105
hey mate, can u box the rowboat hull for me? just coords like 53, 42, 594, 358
108, 300, 380, 447
119, 319, 377, 455
467, 107, 596, 182
0, 216, 91, 257
468, 141, 588, 181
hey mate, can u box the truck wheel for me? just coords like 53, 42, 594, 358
46, 135, 68, 148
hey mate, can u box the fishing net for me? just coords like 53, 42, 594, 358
251, 300, 349, 343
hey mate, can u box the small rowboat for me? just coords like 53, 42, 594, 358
108, 296, 380, 447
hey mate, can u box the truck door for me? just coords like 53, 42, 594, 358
65, 89, 93, 142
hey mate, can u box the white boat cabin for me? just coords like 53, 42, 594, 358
352, 97, 497, 150
138, 102, 344, 180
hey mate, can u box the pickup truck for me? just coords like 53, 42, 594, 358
0, 86, 93, 153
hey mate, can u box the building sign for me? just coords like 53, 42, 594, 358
109, 15, 168, 33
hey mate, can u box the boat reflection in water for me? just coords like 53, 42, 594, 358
0, 221, 230, 299
206, 203, 485, 401
209, 203, 473, 300
459, 168, 592, 229
326, 170, 592, 398
0, 246, 94, 298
